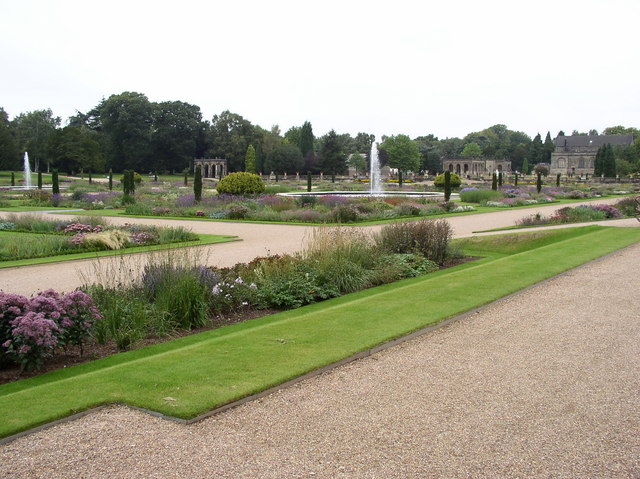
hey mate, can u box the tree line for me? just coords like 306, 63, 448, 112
1, 91, 639, 176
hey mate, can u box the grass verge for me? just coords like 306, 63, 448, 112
1, 226, 639, 438
0, 233, 239, 269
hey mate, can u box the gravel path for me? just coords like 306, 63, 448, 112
0, 197, 636, 296
1, 240, 639, 477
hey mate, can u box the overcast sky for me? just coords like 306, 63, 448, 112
2, 0, 638, 140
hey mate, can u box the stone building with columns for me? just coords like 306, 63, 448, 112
550, 134, 634, 176
193, 158, 228, 179
443, 157, 511, 177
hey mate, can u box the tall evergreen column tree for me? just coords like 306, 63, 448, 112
307, 171, 312, 192
522, 158, 529, 175
491, 172, 498, 191
245, 144, 257, 173
536, 172, 543, 193
10, 172, 15, 186
514, 173, 518, 187
108, 169, 113, 191
52, 170, 60, 195
556, 173, 561, 187
194, 165, 203, 202
444, 170, 451, 202
37, 171, 42, 190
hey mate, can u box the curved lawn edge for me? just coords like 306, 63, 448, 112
0, 234, 239, 269
1, 226, 639, 440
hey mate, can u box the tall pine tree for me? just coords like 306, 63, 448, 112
299, 121, 314, 157
543, 132, 554, 162
529, 133, 544, 166
603, 143, 616, 177
594, 145, 604, 176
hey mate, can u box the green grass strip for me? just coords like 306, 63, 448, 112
0, 233, 239, 269
0, 226, 638, 438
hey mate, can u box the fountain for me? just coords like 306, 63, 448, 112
23, 152, 33, 189
276, 136, 456, 199
369, 139, 382, 195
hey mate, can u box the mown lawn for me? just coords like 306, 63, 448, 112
0, 232, 239, 268
1, 225, 639, 439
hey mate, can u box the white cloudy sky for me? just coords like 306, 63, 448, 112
1, 0, 638, 140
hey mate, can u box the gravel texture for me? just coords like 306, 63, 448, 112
1, 241, 639, 478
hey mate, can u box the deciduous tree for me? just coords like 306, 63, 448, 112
319, 130, 347, 175
381, 134, 420, 173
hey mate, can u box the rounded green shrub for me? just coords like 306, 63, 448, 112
434, 172, 461, 188
216, 172, 265, 195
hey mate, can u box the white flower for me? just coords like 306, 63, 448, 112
235, 277, 244, 284
212, 284, 222, 295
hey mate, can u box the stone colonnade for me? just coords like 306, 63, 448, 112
193, 159, 228, 178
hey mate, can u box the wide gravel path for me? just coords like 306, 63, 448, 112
1, 239, 639, 477
0, 197, 636, 296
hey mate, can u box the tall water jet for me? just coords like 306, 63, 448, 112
369, 139, 382, 194
23, 152, 33, 189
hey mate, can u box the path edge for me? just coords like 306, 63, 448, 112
1, 240, 638, 445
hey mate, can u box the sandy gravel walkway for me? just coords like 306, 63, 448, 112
0, 197, 636, 296
1, 237, 639, 477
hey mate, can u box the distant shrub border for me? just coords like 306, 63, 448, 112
216, 172, 265, 195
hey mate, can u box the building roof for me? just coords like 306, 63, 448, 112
554, 134, 634, 148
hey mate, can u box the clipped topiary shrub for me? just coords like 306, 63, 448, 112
434, 172, 461, 188
216, 172, 265, 195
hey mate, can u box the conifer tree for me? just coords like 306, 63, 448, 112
52, 170, 60, 195
37, 171, 42, 190
194, 165, 202, 202
603, 143, 616, 177
299, 121, 314, 157
594, 146, 603, 176
543, 132, 555, 162
245, 144, 257, 173
491, 172, 497, 191
536, 172, 543, 193
444, 170, 451, 202
529, 133, 544, 165
108, 169, 113, 190
522, 158, 529, 175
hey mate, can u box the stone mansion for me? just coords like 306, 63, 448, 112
550, 134, 634, 176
